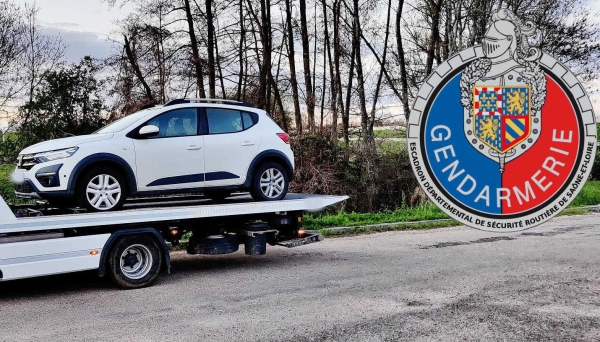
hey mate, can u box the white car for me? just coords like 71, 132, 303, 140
11, 99, 294, 211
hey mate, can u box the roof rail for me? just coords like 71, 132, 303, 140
164, 98, 254, 108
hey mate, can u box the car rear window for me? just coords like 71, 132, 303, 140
242, 112, 259, 129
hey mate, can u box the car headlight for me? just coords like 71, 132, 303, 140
33, 147, 79, 163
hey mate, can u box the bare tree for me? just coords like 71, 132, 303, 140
299, 0, 315, 132
21, 4, 64, 120
285, 0, 303, 133
0, 1, 26, 112
184, 0, 207, 98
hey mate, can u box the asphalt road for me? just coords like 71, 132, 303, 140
1, 213, 600, 341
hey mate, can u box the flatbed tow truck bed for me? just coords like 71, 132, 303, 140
0, 193, 347, 288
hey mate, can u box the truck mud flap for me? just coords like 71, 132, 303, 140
276, 231, 324, 248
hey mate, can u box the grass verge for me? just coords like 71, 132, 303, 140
568, 180, 600, 207
305, 181, 600, 234
303, 203, 447, 230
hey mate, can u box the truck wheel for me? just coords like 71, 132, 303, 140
77, 166, 128, 212
250, 162, 289, 201
108, 235, 163, 289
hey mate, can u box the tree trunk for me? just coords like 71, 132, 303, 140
214, 29, 226, 98
352, 0, 369, 141
236, 0, 245, 101
257, 0, 271, 110
285, 0, 302, 134
123, 35, 154, 103
344, 16, 356, 147
299, 0, 315, 132
425, 0, 443, 76
206, 0, 216, 98
333, 0, 345, 143
320, 44, 326, 132
183, 0, 206, 98
442, 2, 450, 61
324, 0, 338, 140
368, 0, 393, 135
396, 0, 410, 120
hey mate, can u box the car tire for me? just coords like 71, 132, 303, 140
250, 162, 289, 201
76, 166, 128, 212
204, 190, 232, 202
108, 235, 163, 289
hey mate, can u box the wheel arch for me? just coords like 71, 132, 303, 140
68, 153, 137, 195
97, 228, 171, 278
244, 150, 294, 188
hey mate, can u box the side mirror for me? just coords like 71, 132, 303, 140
138, 125, 160, 137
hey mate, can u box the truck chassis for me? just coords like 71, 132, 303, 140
0, 194, 346, 288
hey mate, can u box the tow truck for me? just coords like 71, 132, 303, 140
0, 193, 346, 288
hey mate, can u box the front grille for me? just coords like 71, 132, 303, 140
14, 181, 34, 194
17, 155, 37, 170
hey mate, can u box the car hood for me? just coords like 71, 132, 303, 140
21, 134, 114, 155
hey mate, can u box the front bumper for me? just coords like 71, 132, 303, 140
12, 164, 69, 200
13, 180, 42, 199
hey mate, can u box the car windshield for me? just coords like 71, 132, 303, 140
95, 109, 155, 134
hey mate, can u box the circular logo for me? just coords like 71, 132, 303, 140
408, 9, 597, 232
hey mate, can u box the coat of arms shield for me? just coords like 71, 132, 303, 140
472, 86, 531, 154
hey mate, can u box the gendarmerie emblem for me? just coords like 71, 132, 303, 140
408, 9, 597, 232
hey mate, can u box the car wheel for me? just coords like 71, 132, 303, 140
204, 190, 232, 202
250, 162, 289, 201
77, 166, 128, 212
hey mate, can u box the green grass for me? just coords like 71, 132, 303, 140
567, 180, 600, 207
318, 220, 460, 237
373, 129, 406, 139
303, 203, 448, 230
557, 207, 591, 216
377, 140, 406, 154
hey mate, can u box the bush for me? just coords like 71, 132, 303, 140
591, 149, 600, 181
290, 134, 418, 213
591, 125, 600, 181
0, 164, 19, 204
0, 132, 21, 164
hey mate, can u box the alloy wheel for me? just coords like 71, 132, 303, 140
86, 174, 122, 210
260, 168, 285, 198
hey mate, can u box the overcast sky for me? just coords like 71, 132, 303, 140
13, 0, 132, 62
12, 0, 600, 114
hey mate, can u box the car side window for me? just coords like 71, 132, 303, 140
206, 108, 244, 134
242, 112, 259, 130
147, 108, 198, 138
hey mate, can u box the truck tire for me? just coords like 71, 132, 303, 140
108, 235, 163, 289
250, 162, 289, 201
77, 166, 128, 212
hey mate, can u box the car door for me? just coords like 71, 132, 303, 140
203, 108, 261, 187
133, 107, 206, 192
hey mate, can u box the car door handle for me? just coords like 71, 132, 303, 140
242, 141, 255, 146
187, 145, 202, 150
